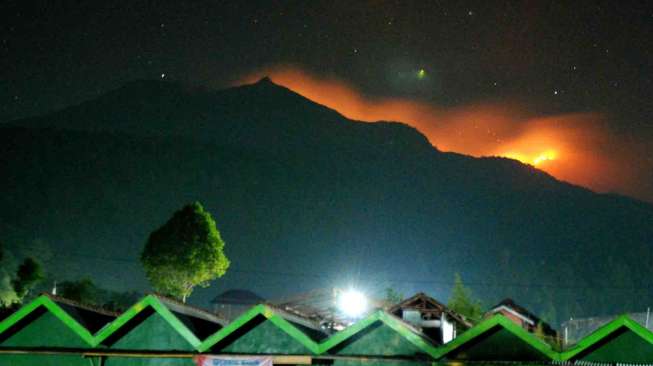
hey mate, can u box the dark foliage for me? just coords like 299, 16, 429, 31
12, 257, 44, 299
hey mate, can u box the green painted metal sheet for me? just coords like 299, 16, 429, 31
0, 307, 89, 349
9, 296, 653, 365
318, 311, 438, 359
442, 326, 550, 361
95, 295, 202, 349
199, 304, 320, 354
0, 296, 96, 346
328, 320, 426, 357
578, 327, 653, 363
211, 315, 313, 354
0, 354, 91, 366
435, 315, 557, 361
102, 308, 196, 351
562, 315, 653, 363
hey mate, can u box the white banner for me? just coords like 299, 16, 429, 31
195, 356, 274, 366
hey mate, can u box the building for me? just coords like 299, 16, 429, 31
4, 293, 653, 364
387, 292, 472, 344
485, 298, 557, 339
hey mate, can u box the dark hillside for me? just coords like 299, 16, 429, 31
2, 79, 652, 324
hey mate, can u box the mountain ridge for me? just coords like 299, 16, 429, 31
1, 78, 652, 324
9, 77, 435, 157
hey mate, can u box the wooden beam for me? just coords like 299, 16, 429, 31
272, 355, 312, 364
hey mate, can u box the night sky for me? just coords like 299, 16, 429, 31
2, 1, 653, 200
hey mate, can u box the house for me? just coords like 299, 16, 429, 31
210, 289, 265, 320
485, 298, 557, 338
387, 292, 472, 344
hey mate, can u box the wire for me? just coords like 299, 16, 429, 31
9, 243, 653, 292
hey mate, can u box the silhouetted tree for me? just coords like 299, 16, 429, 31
141, 202, 229, 302
12, 258, 44, 300
101, 290, 142, 312
448, 273, 483, 324
0, 241, 18, 307
59, 278, 99, 305
384, 287, 404, 306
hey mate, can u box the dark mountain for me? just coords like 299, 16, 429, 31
2, 78, 652, 325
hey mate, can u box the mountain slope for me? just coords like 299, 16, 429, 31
2, 79, 652, 324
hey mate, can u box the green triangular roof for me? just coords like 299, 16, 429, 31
94, 294, 209, 348
198, 304, 322, 354
435, 314, 558, 361
562, 314, 653, 363
0, 295, 103, 346
318, 311, 439, 358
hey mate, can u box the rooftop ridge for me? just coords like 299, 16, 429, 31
263, 302, 326, 332
149, 293, 227, 324
41, 292, 120, 317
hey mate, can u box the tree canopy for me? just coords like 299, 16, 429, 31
448, 273, 483, 324
141, 202, 230, 302
384, 287, 404, 306
59, 278, 98, 305
58, 278, 141, 311
12, 257, 44, 300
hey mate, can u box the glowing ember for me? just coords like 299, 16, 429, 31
505, 150, 557, 166
532, 150, 557, 166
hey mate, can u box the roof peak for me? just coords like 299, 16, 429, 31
41, 293, 120, 317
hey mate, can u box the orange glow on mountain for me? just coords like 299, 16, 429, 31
504, 150, 557, 167
238, 66, 651, 202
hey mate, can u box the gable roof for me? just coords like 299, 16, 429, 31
0, 294, 116, 346
44, 294, 118, 333
561, 314, 653, 361
319, 310, 439, 358
388, 292, 472, 328
488, 298, 557, 336
489, 298, 540, 325
198, 303, 326, 353
94, 294, 224, 348
435, 313, 558, 361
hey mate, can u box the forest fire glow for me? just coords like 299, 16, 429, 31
504, 150, 558, 167
238, 66, 651, 201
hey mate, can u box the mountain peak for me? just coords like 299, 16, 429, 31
255, 76, 274, 85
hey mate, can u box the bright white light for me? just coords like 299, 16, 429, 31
338, 289, 367, 318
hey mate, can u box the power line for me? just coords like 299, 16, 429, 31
10, 244, 653, 292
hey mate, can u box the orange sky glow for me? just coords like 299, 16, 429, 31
239, 66, 650, 202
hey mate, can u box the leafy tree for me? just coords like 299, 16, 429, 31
0, 274, 18, 307
12, 257, 44, 300
0, 241, 18, 307
57, 278, 140, 311
141, 202, 229, 302
447, 273, 483, 324
59, 278, 99, 305
384, 287, 404, 306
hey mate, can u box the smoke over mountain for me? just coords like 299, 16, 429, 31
240, 66, 651, 202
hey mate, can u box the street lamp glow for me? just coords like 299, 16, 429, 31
338, 289, 367, 318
